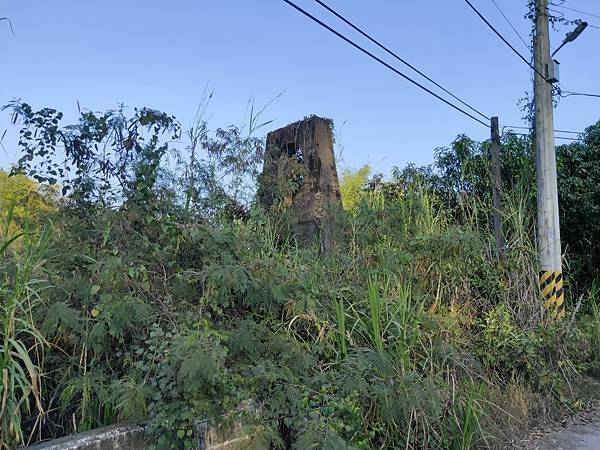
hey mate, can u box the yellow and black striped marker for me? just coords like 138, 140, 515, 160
540, 271, 565, 320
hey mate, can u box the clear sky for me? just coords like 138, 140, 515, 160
1, 0, 598, 174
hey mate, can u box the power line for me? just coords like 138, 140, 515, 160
311, 0, 489, 121
550, 3, 600, 20
547, 8, 600, 28
504, 130, 582, 141
463, 0, 550, 83
280, 0, 490, 127
489, 0, 531, 51
548, 7, 568, 20
504, 125, 584, 134
555, 136, 581, 141
561, 90, 600, 98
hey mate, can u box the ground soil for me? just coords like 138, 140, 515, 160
516, 401, 600, 449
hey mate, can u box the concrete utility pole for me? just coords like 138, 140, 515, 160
534, 0, 564, 318
490, 117, 505, 263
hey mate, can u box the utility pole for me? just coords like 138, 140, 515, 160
534, 0, 564, 319
490, 117, 505, 263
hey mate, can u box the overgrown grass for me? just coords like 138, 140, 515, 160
0, 205, 51, 448
3, 153, 600, 448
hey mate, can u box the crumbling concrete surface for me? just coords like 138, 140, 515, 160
25, 424, 148, 450
260, 115, 342, 252
25, 421, 263, 450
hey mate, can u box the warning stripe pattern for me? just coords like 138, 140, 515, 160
539, 271, 565, 319
555, 272, 564, 319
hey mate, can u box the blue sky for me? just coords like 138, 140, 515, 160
1, 0, 598, 174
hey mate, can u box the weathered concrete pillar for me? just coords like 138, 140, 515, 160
260, 115, 342, 252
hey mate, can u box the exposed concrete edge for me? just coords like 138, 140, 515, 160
207, 435, 252, 449
26, 421, 259, 449
25, 423, 148, 449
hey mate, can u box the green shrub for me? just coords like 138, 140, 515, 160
4, 102, 600, 449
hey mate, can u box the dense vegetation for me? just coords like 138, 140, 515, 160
1, 101, 600, 449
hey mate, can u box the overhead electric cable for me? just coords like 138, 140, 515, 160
550, 3, 600, 20
547, 8, 600, 28
463, 0, 550, 82
505, 131, 582, 141
489, 0, 531, 50
280, 0, 490, 127
554, 136, 581, 141
561, 91, 600, 98
504, 125, 584, 134
548, 8, 568, 19
311, 0, 489, 121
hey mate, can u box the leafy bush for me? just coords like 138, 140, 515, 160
2, 102, 600, 449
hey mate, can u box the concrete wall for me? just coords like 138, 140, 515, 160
25, 424, 148, 450
25, 421, 263, 450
